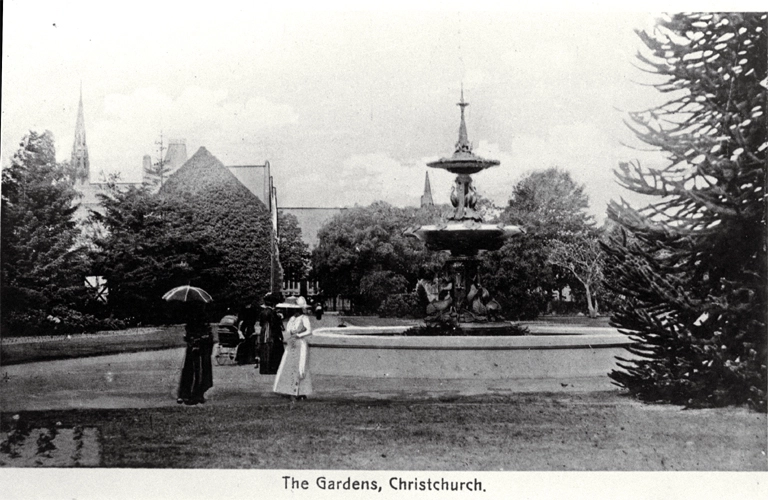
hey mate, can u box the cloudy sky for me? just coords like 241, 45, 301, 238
2, 2, 686, 220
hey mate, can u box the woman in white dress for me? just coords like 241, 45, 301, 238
273, 296, 313, 399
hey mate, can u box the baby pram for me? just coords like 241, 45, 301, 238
215, 314, 243, 365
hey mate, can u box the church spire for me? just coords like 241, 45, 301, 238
71, 84, 90, 184
420, 171, 434, 208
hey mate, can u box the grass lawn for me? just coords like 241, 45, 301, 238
0, 326, 187, 365
1, 391, 765, 470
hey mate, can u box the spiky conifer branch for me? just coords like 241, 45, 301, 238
605, 13, 766, 411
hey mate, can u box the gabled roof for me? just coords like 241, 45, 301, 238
161, 147, 267, 211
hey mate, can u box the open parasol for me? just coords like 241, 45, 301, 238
162, 285, 213, 303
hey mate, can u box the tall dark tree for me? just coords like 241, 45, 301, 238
277, 211, 311, 282
485, 167, 596, 319
143, 158, 173, 189
1, 131, 90, 335
143, 135, 174, 189
604, 13, 766, 411
89, 184, 224, 324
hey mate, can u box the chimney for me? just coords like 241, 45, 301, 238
164, 139, 188, 177
142, 154, 152, 184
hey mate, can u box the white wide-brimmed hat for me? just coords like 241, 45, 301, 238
277, 296, 309, 309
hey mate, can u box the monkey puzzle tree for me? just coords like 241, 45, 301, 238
604, 13, 767, 411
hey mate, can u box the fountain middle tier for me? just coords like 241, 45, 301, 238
406, 222, 524, 256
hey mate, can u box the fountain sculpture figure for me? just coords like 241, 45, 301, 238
406, 91, 524, 325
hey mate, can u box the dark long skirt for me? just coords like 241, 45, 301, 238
178, 343, 213, 404
236, 334, 257, 365
259, 341, 285, 375
270, 341, 285, 373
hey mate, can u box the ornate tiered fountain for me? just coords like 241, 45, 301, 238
307, 92, 634, 384
406, 90, 523, 327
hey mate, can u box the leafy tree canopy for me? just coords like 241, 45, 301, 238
278, 211, 311, 281
504, 167, 594, 237
312, 201, 446, 312
89, 184, 225, 324
485, 167, 598, 319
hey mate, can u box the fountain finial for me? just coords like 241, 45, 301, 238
427, 89, 499, 175
456, 85, 471, 154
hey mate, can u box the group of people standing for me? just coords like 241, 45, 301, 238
176, 293, 317, 405
235, 291, 284, 374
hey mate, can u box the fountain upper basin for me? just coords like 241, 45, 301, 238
406, 223, 524, 254
427, 155, 500, 175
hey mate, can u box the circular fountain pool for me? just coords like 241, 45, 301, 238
307, 324, 633, 380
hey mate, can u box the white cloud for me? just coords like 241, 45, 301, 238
277, 131, 651, 224
471, 141, 518, 200
333, 153, 426, 207
84, 87, 299, 181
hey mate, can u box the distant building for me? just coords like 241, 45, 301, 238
68, 95, 192, 222
228, 163, 272, 206
229, 165, 346, 248
142, 155, 152, 175
227, 163, 346, 302
142, 137, 188, 192
70, 87, 89, 185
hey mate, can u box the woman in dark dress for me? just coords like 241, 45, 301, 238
177, 305, 213, 405
258, 292, 285, 374
236, 303, 258, 365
